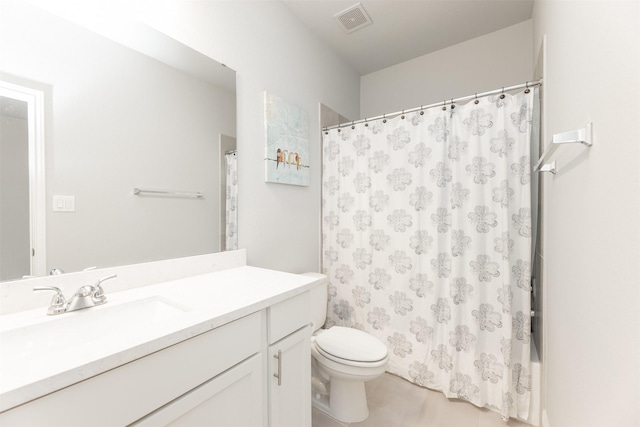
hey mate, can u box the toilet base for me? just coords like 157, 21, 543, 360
312, 377, 369, 423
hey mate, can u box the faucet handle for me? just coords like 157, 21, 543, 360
34, 286, 67, 315
92, 274, 117, 305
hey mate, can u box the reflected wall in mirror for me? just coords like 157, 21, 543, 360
0, 0, 237, 281
0, 94, 32, 280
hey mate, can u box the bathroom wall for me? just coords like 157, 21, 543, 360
146, 1, 361, 274
532, 2, 640, 427
360, 20, 533, 118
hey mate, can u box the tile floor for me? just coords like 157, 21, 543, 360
312, 373, 531, 427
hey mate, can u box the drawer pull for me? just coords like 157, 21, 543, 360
273, 350, 282, 386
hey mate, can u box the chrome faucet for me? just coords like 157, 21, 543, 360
34, 274, 117, 315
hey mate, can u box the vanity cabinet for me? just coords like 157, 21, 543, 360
0, 288, 315, 427
268, 292, 312, 427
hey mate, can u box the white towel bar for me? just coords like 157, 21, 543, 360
534, 123, 592, 174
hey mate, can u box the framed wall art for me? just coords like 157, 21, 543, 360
264, 92, 310, 186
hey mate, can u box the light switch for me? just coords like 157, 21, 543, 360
53, 195, 75, 212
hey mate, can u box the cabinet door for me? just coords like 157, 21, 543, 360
131, 354, 262, 427
268, 326, 311, 427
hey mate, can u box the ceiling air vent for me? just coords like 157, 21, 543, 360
334, 3, 372, 34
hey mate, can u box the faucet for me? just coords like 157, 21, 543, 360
33, 274, 117, 315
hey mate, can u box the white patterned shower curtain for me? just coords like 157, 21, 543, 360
225, 152, 238, 251
322, 90, 535, 419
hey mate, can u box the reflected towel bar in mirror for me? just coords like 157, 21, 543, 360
133, 188, 204, 199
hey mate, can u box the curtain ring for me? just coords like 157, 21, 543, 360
500, 87, 505, 99
474, 93, 479, 105
364, 118, 369, 127
525, 81, 531, 94
351, 121, 355, 130
420, 105, 424, 115
401, 109, 405, 120
323, 126, 328, 135
383, 113, 387, 124
442, 100, 446, 111
450, 98, 455, 109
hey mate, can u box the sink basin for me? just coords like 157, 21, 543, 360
0, 296, 190, 367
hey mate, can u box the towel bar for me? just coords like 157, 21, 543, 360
534, 123, 592, 174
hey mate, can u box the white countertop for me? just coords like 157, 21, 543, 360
0, 266, 324, 412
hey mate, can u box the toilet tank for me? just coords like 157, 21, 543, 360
301, 272, 328, 332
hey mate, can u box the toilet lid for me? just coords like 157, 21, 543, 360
314, 326, 388, 363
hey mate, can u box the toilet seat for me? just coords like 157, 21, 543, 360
314, 326, 388, 367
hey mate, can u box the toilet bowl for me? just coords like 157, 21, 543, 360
311, 326, 389, 422
304, 273, 389, 423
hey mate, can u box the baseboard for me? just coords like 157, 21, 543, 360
541, 410, 550, 427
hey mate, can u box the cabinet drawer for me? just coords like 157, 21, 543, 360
268, 292, 310, 344
0, 312, 262, 427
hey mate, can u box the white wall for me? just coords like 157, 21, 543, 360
360, 20, 533, 118
0, 1, 235, 273
146, 1, 361, 273
532, 2, 640, 427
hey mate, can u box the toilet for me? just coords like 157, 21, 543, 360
306, 274, 389, 423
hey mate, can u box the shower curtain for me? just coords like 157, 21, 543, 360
225, 152, 238, 251
322, 90, 535, 419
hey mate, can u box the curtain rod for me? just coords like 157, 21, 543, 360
324, 79, 542, 132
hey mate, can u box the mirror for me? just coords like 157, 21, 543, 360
0, 1, 237, 281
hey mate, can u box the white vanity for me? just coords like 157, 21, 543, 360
0, 251, 324, 427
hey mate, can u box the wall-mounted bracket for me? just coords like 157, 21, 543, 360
538, 161, 556, 174
534, 123, 592, 173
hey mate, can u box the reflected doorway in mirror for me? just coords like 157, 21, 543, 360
0, 79, 46, 280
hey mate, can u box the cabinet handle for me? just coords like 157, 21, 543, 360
273, 350, 282, 386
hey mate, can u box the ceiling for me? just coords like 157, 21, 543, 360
283, 0, 534, 75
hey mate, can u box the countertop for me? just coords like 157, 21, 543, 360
0, 266, 324, 412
